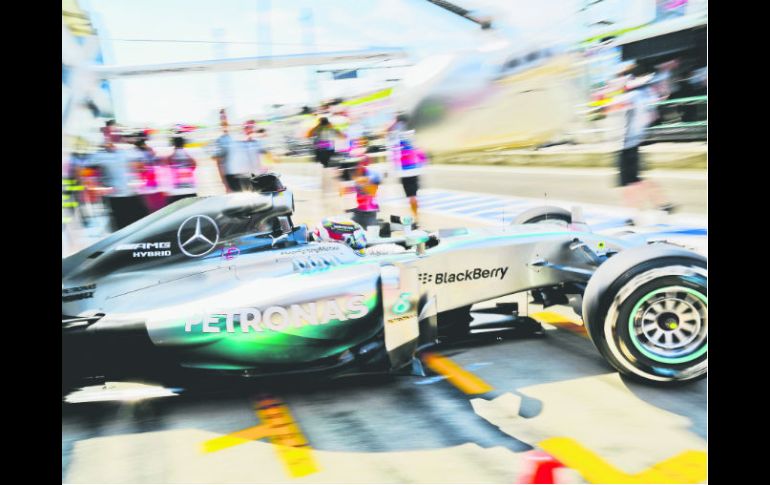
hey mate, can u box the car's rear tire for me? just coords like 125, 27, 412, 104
514, 206, 572, 225
582, 244, 707, 384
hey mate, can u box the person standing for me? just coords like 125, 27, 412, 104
132, 132, 166, 213
349, 140, 383, 229
307, 116, 345, 210
307, 116, 342, 169
165, 135, 198, 204
243, 119, 265, 176
214, 119, 264, 192
213, 119, 235, 191
388, 115, 426, 223
617, 71, 676, 222
90, 134, 148, 231
395, 136, 427, 223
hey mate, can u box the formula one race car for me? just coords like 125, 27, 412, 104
62, 174, 707, 390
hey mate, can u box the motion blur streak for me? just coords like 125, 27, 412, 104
256, 396, 320, 478
422, 352, 494, 395
63, 382, 179, 403
539, 436, 707, 484
530, 311, 588, 336
200, 396, 319, 477
201, 424, 272, 453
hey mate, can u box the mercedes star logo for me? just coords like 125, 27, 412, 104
177, 215, 220, 257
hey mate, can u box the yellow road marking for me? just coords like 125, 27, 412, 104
422, 352, 494, 395
200, 396, 320, 478
256, 397, 319, 478
540, 437, 707, 484
530, 311, 588, 336
201, 424, 271, 453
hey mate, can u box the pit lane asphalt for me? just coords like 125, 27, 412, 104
420, 165, 707, 214
268, 161, 707, 214
62, 316, 707, 482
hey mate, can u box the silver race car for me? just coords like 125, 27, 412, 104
62, 174, 707, 388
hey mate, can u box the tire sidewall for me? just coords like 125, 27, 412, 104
514, 206, 572, 225
590, 258, 707, 383
527, 214, 571, 224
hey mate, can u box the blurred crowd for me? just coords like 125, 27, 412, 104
63, 101, 429, 236
63, 56, 700, 237
305, 102, 427, 228
65, 120, 202, 232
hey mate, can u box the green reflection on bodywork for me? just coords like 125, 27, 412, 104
171, 293, 380, 367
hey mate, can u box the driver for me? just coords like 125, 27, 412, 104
312, 216, 367, 255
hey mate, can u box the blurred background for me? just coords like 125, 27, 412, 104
62, 1, 707, 483
63, 0, 706, 254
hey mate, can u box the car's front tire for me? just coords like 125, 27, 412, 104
583, 244, 707, 384
513, 206, 572, 225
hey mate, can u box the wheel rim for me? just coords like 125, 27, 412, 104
628, 286, 707, 364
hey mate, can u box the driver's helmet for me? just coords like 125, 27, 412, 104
250, 172, 286, 193
313, 216, 367, 255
